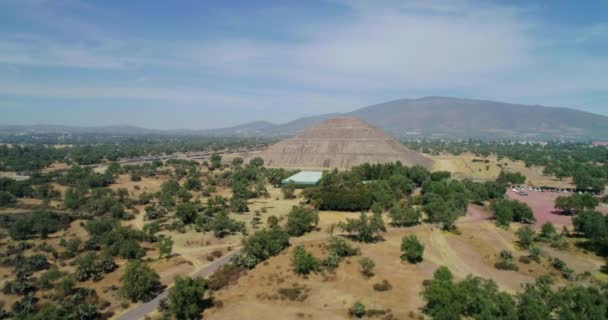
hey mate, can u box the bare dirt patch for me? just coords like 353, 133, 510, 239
507, 190, 573, 228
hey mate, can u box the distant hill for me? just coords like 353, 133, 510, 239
2, 97, 607, 140
254, 97, 608, 140
349, 97, 608, 140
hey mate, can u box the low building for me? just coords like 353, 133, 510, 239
281, 171, 323, 186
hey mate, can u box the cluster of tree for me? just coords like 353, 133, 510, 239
9, 210, 72, 240
339, 211, 386, 243
74, 253, 116, 282
573, 210, 608, 252
231, 226, 291, 269
83, 220, 149, 259
554, 193, 599, 214
121, 160, 163, 180
1, 244, 106, 319
61, 165, 115, 188
0, 175, 64, 205
0, 136, 273, 170
496, 171, 527, 185
65, 187, 128, 219
305, 163, 433, 211
490, 199, 535, 227
406, 140, 608, 192
423, 266, 608, 320
306, 162, 507, 231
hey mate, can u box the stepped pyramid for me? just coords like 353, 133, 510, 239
258, 117, 432, 169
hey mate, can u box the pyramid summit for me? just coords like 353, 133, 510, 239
258, 116, 432, 169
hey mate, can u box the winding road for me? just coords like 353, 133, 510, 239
114, 249, 241, 320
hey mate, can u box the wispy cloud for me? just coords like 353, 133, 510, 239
0, 0, 606, 127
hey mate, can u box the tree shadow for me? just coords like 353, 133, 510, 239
574, 240, 608, 258
341, 234, 386, 243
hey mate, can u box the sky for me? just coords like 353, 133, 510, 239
0, 0, 607, 129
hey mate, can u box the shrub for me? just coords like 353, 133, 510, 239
552, 258, 566, 270
350, 302, 366, 318
322, 251, 342, 270
519, 256, 532, 264
38, 266, 64, 289
540, 222, 557, 239
282, 182, 296, 199
328, 238, 360, 257
528, 246, 541, 263
267, 215, 279, 228
207, 264, 244, 291
230, 253, 260, 269
359, 257, 375, 277
495, 250, 518, 271
292, 246, 319, 275
373, 280, 392, 292
401, 235, 424, 263
517, 226, 535, 248
277, 286, 308, 301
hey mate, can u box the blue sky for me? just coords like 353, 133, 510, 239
1, 0, 607, 129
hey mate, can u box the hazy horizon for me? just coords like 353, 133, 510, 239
1, 0, 607, 129
2, 95, 608, 131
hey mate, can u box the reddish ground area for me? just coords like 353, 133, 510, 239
507, 190, 573, 229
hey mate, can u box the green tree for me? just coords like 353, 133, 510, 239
339, 211, 385, 243
184, 176, 202, 191
401, 235, 424, 263
208, 211, 244, 238
175, 202, 198, 224
292, 246, 319, 275
249, 157, 264, 167
491, 199, 535, 227
165, 276, 206, 320
285, 206, 319, 236
517, 226, 535, 248
241, 226, 290, 265
120, 260, 161, 302
231, 157, 244, 168
0, 191, 16, 207
159, 236, 173, 259
389, 205, 421, 227
210, 153, 222, 169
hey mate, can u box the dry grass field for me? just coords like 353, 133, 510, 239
432, 153, 574, 188
201, 203, 604, 320
2, 153, 604, 320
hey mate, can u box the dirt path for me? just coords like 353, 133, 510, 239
113, 249, 241, 320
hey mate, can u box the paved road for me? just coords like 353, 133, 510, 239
114, 249, 241, 320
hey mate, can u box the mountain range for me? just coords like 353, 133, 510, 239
2, 97, 607, 140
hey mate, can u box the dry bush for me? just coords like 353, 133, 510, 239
373, 279, 393, 292
207, 264, 245, 291
277, 284, 310, 302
